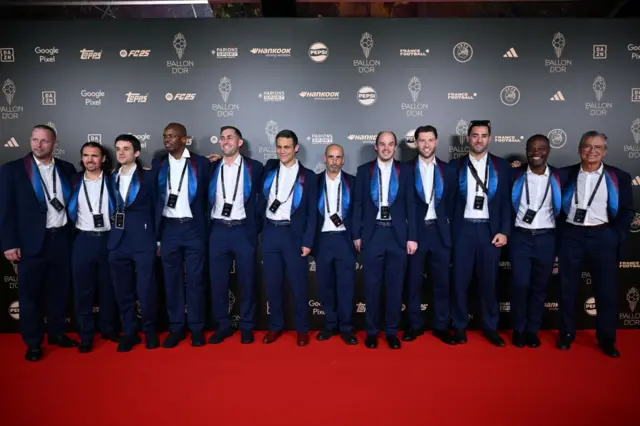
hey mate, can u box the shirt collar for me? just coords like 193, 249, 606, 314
580, 162, 604, 175
222, 155, 242, 167
377, 158, 393, 169
527, 164, 549, 177
33, 155, 55, 168
84, 171, 104, 181
119, 164, 137, 176
280, 159, 298, 170
326, 171, 341, 182
169, 148, 190, 161
419, 156, 436, 168
469, 153, 488, 166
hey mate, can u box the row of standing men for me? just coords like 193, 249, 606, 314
0, 121, 633, 361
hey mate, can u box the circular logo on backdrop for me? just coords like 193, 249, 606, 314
210, 136, 219, 144
308, 42, 329, 63
357, 86, 377, 106
165, 93, 174, 101
548, 129, 567, 149
405, 129, 417, 149
119, 50, 128, 58
8, 301, 19, 320
453, 42, 473, 63
500, 86, 520, 106
584, 297, 597, 316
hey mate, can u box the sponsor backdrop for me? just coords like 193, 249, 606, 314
0, 19, 639, 333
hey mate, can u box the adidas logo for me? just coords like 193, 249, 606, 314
633, 176, 640, 186
4, 137, 18, 148
503, 48, 518, 58
550, 91, 565, 101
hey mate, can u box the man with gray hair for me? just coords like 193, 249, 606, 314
557, 131, 633, 357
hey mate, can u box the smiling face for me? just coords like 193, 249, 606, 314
579, 135, 607, 166
467, 125, 490, 155
526, 138, 550, 168
374, 132, 396, 162
81, 146, 105, 173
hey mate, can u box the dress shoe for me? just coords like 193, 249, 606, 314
241, 330, 254, 344
47, 334, 79, 348
433, 329, 457, 345
454, 328, 467, 344
556, 334, 573, 350
208, 328, 233, 344
25, 346, 42, 362
191, 331, 206, 347
483, 330, 506, 347
262, 330, 282, 344
101, 332, 121, 343
364, 334, 378, 349
401, 328, 424, 342
78, 341, 93, 353
317, 329, 338, 341
524, 332, 541, 348
117, 334, 142, 352
162, 331, 185, 348
340, 332, 358, 345
145, 332, 160, 349
512, 331, 526, 348
386, 335, 401, 349
598, 341, 620, 358
297, 332, 310, 347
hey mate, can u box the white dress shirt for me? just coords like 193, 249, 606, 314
118, 163, 137, 208
212, 155, 246, 220
376, 159, 393, 221
34, 156, 67, 229
515, 165, 555, 230
266, 160, 299, 221
77, 172, 111, 232
463, 154, 490, 219
419, 157, 438, 221
163, 149, 193, 218
567, 163, 609, 226
321, 171, 347, 232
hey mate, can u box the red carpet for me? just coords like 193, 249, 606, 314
1, 330, 638, 426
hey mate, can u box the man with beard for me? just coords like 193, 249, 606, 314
0, 124, 78, 361
402, 126, 457, 345
314, 144, 358, 345
208, 126, 264, 344
68, 142, 120, 353
353, 131, 417, 349
261, 130, 317, 346
153, 123, 210, 348
509, 135, 565, 348
450, 120, 511, 347
557, 131, 633, 357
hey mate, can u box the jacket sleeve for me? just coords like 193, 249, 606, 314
617, 169, 634, 244
352, 166, 365, 241
445, 165, 456, 220
405, 165, 418, 242
499, 160, 512, 237
302, 169, 317, 249
253, 161, 265, 233
0, 165, 20, 251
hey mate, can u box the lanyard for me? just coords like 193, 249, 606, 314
324, 174, 341, 215
221, 157, 243, 203
378, 164, 393, 205
468, 159, 489, 195
274, 165, 296, 203
574, 170, 605, 208
423, 163, 436, 205
33, 158, 59, 203
524, 172, 551, 211
115, 170, 134, 212
82, 173, 105, 214
168, 159, 189, 195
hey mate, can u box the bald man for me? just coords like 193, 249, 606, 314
313, 145, 357, 345
153, 123, 211, 348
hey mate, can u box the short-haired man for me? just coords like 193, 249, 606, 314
353, 131, 418, 349
557, 131, 633, 357
0, 124, 78, 361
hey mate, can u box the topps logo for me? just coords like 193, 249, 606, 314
165, 93, 196, 101
80, 49, 102, 60
120, 49, 151, 58
125, 92, 148, 103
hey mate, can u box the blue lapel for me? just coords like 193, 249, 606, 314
458, 157, 468, 202
414, 159, 425, 203
341, 173, 351, 215
435, 160, 445, 207
187, 157, 197, 205
68, 174, 83, 223
550, 168, 562, 217
604, 166, 619, 217
159, 155, 197, 206
369, 161, 400, 207
511, 166, 526, 213
291, 165, 305, 214
562, 175, 576, 216
208, 160, 222, 211
243, 156, 252, 204
113, 167, 142, 209
317, 172, 351, 216
158, 158, 169, 207
318, 173, 326, 216
487, 155, 498, 201
23, 155, 47, 208
262, 167, 276, 199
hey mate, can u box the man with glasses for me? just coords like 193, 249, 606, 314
450, 120, 511, 346
557, 131, 633, 357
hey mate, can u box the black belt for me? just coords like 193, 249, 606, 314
321, 230, 346, 235
464, 219, 489, 224
424, 219, 437, 227
213, 219, 246, 227
77, 230, 108, 237
566, 222, 610, 229
515, 227, 555, 236
165, 217, 193, 223
375, 220, 393, 227
267, 219, 291, 227
45, 226, 65, 233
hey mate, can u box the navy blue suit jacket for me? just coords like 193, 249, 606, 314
152, 152, 211, 243
451, 153, 511, 242
208, 155, 264, 239
411, 156, 456, 248
0, 153, 77, 256
312, 171, 356, 256
509, 164, 567, 227
261, 159, 317, 249
107, 165, 157, 252
67, 170, 117, 230
352, 160, 417, 249
560, 163, 633, 259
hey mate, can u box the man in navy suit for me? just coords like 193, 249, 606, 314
509, 135, 566, 349
314, 144, 358, 345
208, 126, 264, 345
450, 120, 511, 347
353, 131, 418, 350
261, 129, 317, 346
402, 126, 457, 345
0, 124, 78, 361
108, 134, 158, 352
153, 123, 210, 348
68, 142, 120, 353
557, 131, 633, 358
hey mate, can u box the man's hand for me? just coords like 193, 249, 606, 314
4, 248, 21, 262
301, 247, 311, 257
407, 241, 418, 255
206, 153, 222, 162
492, 233, 508, 247
156, 242, 161, 257
353, 239, 361, 252
510, 160, 522, 168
